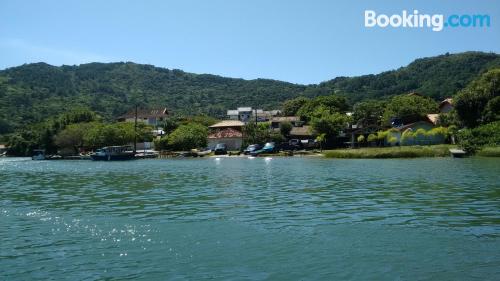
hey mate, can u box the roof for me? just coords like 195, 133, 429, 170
208, 128, 243, 139
271, 116, 300, 122
399, 120, 435, 131
209, 120, 245, 128
290, 125, 313, 136
426, 114, 440, 125
439, 98, 453, 108
237, 107, 252, 112
118, 107, 169, 119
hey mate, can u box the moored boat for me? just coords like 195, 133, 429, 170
449, 148, 467, 158
90, 146, 135, 161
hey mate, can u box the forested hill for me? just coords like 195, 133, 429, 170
0, 51, 499, 134
313, 52, 500, 102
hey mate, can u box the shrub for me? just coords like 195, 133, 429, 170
367, 133, 377, 142
167, 123, 208, 151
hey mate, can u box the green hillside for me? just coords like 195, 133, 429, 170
0, 51, 499, 135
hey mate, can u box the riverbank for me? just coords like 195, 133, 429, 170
476, 146, 500, 157
322, 145, 456, 159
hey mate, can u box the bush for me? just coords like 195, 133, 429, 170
167, 123, 208, 151
458, 121, 500, 153
367, 133, 377, 142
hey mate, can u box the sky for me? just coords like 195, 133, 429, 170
1, 0, 499, 84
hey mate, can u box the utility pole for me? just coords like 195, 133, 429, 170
254, 108, 258, 143
133, 104, 138, 154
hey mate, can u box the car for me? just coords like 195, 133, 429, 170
243, 144, 262, 155
213, 143, 227, 155
250, 142, 278, 156
288, 139, 303, 150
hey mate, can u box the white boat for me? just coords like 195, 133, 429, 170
449, 148, 467, 158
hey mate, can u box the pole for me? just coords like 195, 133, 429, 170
254, 108, 258, 143
133, 104, 138, 154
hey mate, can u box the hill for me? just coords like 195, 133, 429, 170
0, 51, 499, 134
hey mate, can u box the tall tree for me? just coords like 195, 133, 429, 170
454, 68, 500, 127
382, 94, 438, 125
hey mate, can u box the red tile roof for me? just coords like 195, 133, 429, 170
208, 128, 243, 139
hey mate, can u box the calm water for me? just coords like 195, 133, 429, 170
1, 157, 499, 280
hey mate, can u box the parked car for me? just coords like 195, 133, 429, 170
301, 139, 318, 149
214, 143, 227, 155
251, 142, 278, 156
288, 139, 303, 150
243, 144, 262, 155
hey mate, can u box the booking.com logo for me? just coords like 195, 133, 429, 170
365, 10, 491, 32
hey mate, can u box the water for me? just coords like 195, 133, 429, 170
1, 157, 499, 280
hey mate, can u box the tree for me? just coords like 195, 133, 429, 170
54, 123, 90, 154
315, 133, 326, 152
279, 121, 292, 137
483, 96, 500, 123
367, 133, 377, 143
167, 123, 208, 151
382, 94, 438, 125
454, 68, 500, 127
282, 97, 309, 116
352, 100, 386, 128
357, 135, 365, 145
297, 95, 349, 121
243, 122, 271, 146
310, 107, 351, 139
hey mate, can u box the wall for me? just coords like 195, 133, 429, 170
207, 138, 243, 151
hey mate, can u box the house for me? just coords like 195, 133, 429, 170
227, 107, 253, 122
227, 107, 281, 123
117, 107, 169, 126
270, 116, 302, 129
289, 125, 314, 140
386, 120, 445, 146
439, 98, 454, 113
426, 114, 440, 125
207, 120, 245, 150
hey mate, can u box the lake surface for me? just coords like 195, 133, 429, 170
1, 157, 499, 280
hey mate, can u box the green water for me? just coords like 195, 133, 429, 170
1, 157, 499, 280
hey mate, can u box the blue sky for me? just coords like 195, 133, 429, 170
1, 0, 499, 84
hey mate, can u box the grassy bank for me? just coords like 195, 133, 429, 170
323, 145, 456, 159
476, 146, 500, 157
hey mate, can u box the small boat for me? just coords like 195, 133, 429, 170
135, 151, 159, 159
196, 148, 212, 157
449, 148, 467, 158
90, 146, 135, 161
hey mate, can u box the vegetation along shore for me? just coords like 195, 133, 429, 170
0, 52, 499, 159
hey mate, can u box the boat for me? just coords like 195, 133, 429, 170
195, 148, 212, 157
134, 151, 159, 159
90, 146, 135, 161
449, 148, 467, 158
